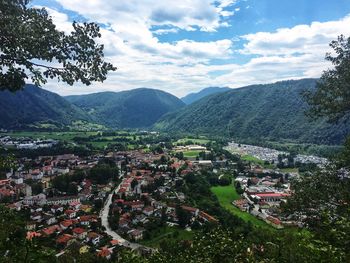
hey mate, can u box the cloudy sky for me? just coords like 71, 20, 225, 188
33, 0, 350, 97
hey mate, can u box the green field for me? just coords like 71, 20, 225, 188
0, 131, 99, 141
241, 155, 274, 168
140, 226, 194, 248
176, 137, 210, 145
210, 184, 271, 228
183, 150, 202, 158
0, 131, 144, 150
279, 167, 299, 173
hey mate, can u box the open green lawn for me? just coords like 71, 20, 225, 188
183, 150, 202, 158
140, 226, 194, 248
211, 184, 272, 229
241, 155, 274, 169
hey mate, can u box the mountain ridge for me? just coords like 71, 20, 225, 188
181, 86, 231, 104
155, 78, 350, 145
0, 84, 92, 129
65, 87, 186, 128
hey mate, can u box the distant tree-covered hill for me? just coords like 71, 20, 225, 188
0, 85, 91, 129
65, 88, 185, 128
181, 86, 231, 104
155, 79, 350, 145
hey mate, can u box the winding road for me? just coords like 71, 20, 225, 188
100, 183, 152, 251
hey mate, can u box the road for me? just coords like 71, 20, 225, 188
100, 182, 151, 251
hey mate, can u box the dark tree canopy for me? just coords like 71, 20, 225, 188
305, 35, 350, 121
0, 0, 116, 92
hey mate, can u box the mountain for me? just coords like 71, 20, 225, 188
0, 84, 91, 129
65, 88, 185, 128
181, 87, 231, 104
155, 79, 350, 145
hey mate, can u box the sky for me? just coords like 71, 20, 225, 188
33, 0, 350, 97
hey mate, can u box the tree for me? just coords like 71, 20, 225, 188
304, 35, 350, 121
286, 36, 350, 258
0, 0, 116, 92
175, 206, 191, 228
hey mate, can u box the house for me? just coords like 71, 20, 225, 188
110, 239, 120, 246
65, 209, 76, 219
60, 219, 76, 230
69, 201, 81, 210
46, 196, 80, 206
72, 227, 87, 240
30, 212, 42, 222
254, 193, 290, 202
143, 206, 154, 216
97, 247, 112, 260
23, 193, 46, 206
51, 205, 64, 214
56, 234, 75, 247
41, 225, 61, 236
199, 211, 219, 223
128, 229, 143, 241
79, 215, 97, 226
45, 215, 57, 225
87, 232, 101, 245
124, 200, 144, 211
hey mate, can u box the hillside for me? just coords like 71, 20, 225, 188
155, 79, 350, 145
0, 85, 91, 129
66, 88, 185, 128
181, 87, 231, 104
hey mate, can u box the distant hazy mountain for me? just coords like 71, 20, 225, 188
181, 87, 231, 104
0, 85, 91, 129
65, 88, 185, 128
155, 79, 350, 145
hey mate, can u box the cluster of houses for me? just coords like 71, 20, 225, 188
1, 152, 124, 259
108, 150, 219, 242
233, 164, 295, 228
1, 145, 221, 258
0, 153, 101, 202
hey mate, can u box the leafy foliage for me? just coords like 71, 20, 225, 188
155, 79, 350, 145
0, 0, 116, 91
181, 87, 231, 105
66, 88, 185, 128
304, 35, 350, 121
0, 84, 91, 129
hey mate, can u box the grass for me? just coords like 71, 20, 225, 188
183, 150, 202, 158
140, 226, 194, 248
176, 137, 210, 145
279, 167, 299, 173
210, 184, 272, 229
0, 131, 98, 141
241, 155, 274, 169
1, 131, 142, 150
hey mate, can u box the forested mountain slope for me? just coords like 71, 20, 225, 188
66, 88, 185, 128
0, 85, 91, 129
155, 79, 350, 145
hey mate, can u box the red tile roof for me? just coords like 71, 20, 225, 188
56, 234, 74, 244
72, 227, 86, 234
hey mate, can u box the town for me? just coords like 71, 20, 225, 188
0, 132, 329, 259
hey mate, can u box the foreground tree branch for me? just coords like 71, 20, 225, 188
0, 0, 117, 92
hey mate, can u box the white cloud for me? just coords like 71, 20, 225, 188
38, 1, 350, 98
241, 15, 350, 56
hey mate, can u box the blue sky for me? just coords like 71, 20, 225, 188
33, 0, 350, 97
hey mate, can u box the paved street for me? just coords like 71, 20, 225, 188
100, 183, 149, 251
